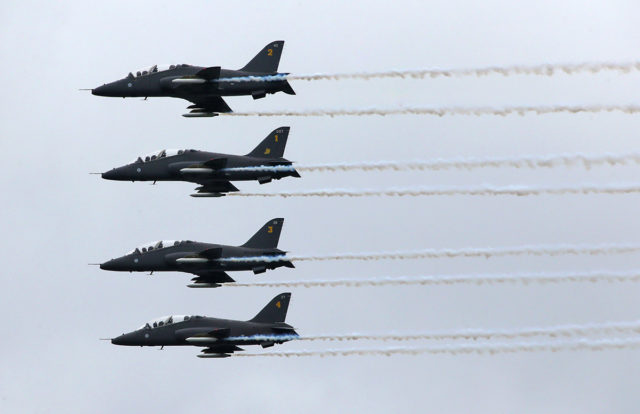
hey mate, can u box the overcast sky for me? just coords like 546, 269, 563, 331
2, 1, 640, 413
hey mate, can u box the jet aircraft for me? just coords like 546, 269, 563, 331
90, 40, 295, 117
110, 292, 297, 358
101, 126, 300, 197
99, 218, 294, 287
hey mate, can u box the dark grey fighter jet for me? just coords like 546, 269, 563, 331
91, 40, 294, 117
111, 292, 297, 358
101, 126, 300, 197
99, 218, 294, 287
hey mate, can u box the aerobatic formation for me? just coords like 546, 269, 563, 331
90, 41, 305, 358
89, 42, 636, 359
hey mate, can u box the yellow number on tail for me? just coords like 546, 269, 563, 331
274, 134, 278, 142
276, 301, 281, 308
267, 49, 273, 56
264, 148, 271, 155
268, 226, 273, 233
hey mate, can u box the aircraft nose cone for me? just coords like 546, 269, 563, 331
101, 169, 116, 180
111, 334, 127, 345
100, 260, 114, 270
91, 85, 105, 96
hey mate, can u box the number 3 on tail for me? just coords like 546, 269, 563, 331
267, 49, 273, 56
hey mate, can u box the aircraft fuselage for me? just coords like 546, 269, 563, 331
100, 241, 291, 273
92, 66, 291, 100
101, 150, 297, 183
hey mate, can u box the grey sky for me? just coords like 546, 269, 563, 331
1, 1, 640, 412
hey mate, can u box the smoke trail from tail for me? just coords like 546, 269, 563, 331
224, 270, 640, 288
215, 62, 640, 82
228, 184, 640, 198
223, 153, 640, 174
227, 320, 640, 343
221, 105, 640, 118
234, 338, 640, 357
217, 244, 640, 264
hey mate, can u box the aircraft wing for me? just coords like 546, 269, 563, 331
196, 247, 224, 259
184, 96, 232, 117
188, 270, 236, 288
203, 158, 228, 169
198, 345, 244, 358
195, 66, 222, 79
191, 181, 239, 197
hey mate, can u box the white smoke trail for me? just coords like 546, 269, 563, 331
233, 338, 640, 357
226, 320, 640, 343
222, 153, 640, 174
217, 244, 640, 263
223, 270, 640, 288
220, 105, 640, 118
227, 183, 640, 198
215, 62, 640, 82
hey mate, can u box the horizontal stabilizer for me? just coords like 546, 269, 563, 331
282, 80, 296, 95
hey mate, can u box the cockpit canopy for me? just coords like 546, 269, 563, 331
128, 64, 187, 78
132, 149, 197, 164
126, 240, 192, 255
138, 315, 203, 330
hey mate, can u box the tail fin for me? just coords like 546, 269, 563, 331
246, 127, 290, 158
239, 40, 285, 73
241, 218, 284, 249
250, 292, 291, 323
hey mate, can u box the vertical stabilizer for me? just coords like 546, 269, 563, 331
241, 218, 284, 249
246, 127, 290, 158
239, 41, 285, 74
250, 292, 291, 323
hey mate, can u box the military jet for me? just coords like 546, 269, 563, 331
90, 40, 295, 117
110, 292, 297, 358
101, 126, 300, 197
99, 218, 294, 287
